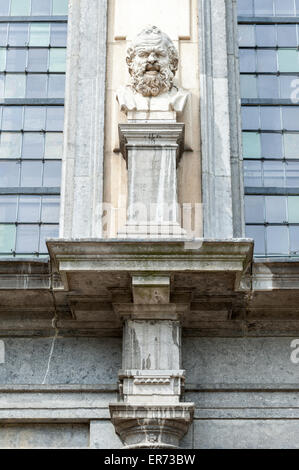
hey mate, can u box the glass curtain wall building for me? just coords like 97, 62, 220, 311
238, 0, 299, 257
0, 0, 67, 258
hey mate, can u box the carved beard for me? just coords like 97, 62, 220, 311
131, 62, 174, 97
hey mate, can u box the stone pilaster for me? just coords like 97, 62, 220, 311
110, 275, 194, 448
118, 123, 186, 238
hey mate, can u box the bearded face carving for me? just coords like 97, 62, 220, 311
126, 26, 178, 97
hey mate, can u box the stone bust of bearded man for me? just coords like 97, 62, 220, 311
117, 26, 189, 117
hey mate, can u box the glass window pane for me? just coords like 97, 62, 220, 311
275, 0, 295, 16
0, 225, 16, 253
49, 48, 66, 72
5, 73, 26, 98
278, 49, 299, 73
255, 0, 274, 16
20, 161, 43, 187
10, 0, 31, 16
0, 75, 4, 99
0, 49, 6, 72
260, 107, 281, 130
0, 0, 10, 16
282, 107, 299, 131
8, 23, 29, 47
48, 74, 65, 98
24, 106, 46, 130
290, 226, 299, 255
16, 224, 39, 253
51, 24, 67, 47
18, 196, 41, 222
39, 225, 59, 253
263, 161, 285, 187
242, 106, 260, 130
26, 74, 48, 98
44, 132, 63, 158
22, 132, 44, 158
246, 225, 265, 255
31, 0, 51, 15
280, 76, 297, 100
267, 226, 289, 255
240, 75, 257, 98
239, 50, 256, 73
286, 161, 299, 187
0, 132, 22, 158
288, 196, 299, 223
244, 161, 262, 186
245, 195, 264, 223
29, 23, 50, 47
0, 24, 8, 47
238, 0, 254, 15
52, 0, 68, 15
0, 196, 17, 222
2, 106, 23, 130
0, 161, 20, 186
41, 196, 60, 223
6, 49, 27, 72
27, 49, 48, 72
243, 132, 261, 158
261, 133, 282, 158
284, 133, 299, 158
265, 196, 287, 223
256, 25, 276, 47
43, 161, 61, 186
258, 76, 279, 99
46, 106, 64, 131
277, 25, 297, 47
257, 50, 277, 73
238, 25, 255, 47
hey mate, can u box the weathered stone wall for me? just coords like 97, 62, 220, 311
1, 335, 299, 448
182, 337, 299, 449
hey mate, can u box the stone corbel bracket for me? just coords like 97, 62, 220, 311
119, 122, 185, 168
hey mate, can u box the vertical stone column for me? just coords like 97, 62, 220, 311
198, 0, 245, 238
110, 276, 194, 448
118, 123, 186, 238
59, 0, 108, 238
